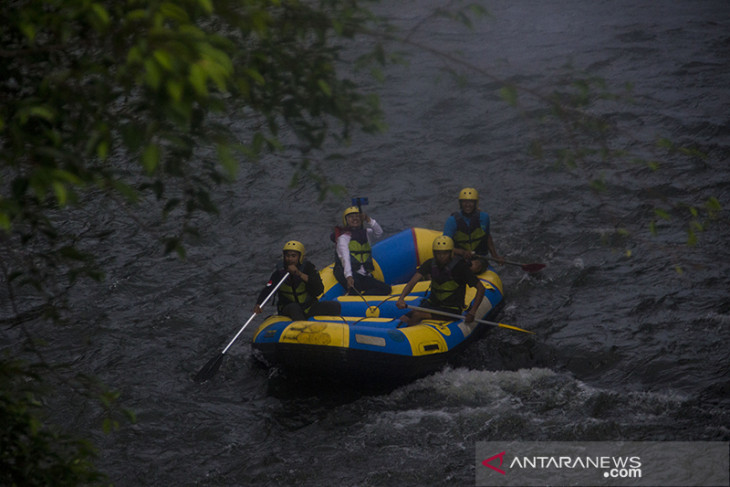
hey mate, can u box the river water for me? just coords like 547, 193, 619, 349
12, 1, 730, 485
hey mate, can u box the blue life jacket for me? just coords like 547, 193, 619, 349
451, 212, 488, 254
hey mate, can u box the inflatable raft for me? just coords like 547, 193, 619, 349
251, 228, 504, 384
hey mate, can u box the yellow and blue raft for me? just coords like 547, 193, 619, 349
251, 228, 504, 383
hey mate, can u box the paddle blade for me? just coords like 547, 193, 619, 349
497, 323, 535, 334
522, 263, 546, 273
194, 353, 225, 383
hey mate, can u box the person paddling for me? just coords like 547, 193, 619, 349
443, 187, 504, 274
254, 240, 340, 320
396, 235, 485, 327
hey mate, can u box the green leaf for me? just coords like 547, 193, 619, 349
318, 79, 332, 96
33, 105, 56, 121
91, 3, 111, 28
163, 198, 181, 215
217, 143, 238, 179
53, 169, 84, 185
160, 2, 190, 22
653, 208, 671, 221
59, 246, 89, 261
53, 182, 68, 206
153, 49, 174, 71
164, 237, 187, 258
102, 417, 119, 434
189, 63, 208, 97
468, 4, 489, 18
124, 408, 138, 424
590, 178, 606, 192
166, 79, 184, 102
678, 146, 707, 159
126, 45, 143, 65
97, 139, 109, 160
110, 180, 140, 203
144, 59, 162, 89
499, 84, 518, 106
705, 197, 722, 218
689, 220, 704, 232
0, 211, 10, 230
656, 137, 674, 150
142, 144, 160, 174
244, 67, 266, 86
687, 228, 698, 246
125, 9, 148, 22
528, 140, 544, 159
19, 21, 36, 42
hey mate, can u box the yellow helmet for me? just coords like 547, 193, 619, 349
342, 206, 361, 226
432, 235, 455, 252
459, 187, 479, 201
282, 240, 305, 263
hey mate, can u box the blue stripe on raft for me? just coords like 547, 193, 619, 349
348, 325, 414, 355
320, 280, 346, 301
372, 228, 419, 285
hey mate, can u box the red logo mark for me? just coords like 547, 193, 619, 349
482, 451, 507, 475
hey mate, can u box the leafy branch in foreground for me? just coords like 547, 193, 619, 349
1, 0, 395, 482
1, 0, 398, 308
0, 359, 106, 486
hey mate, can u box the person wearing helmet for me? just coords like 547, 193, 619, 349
254, 240, 340, 320
395, 235, 485, 327
443, 187, 504, 274
332, 205, 391, 295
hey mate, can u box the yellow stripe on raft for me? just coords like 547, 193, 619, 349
481, 269, 504, 295
412, 228, 443, 265
399, 322, 449, 356
275, 318, 456, 357
279, 321, 350, 348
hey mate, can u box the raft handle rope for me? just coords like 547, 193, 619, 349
347, 288, 404, 326
349, 286, 381, 319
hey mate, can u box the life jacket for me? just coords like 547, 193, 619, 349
333, 226, 374, 274
451, 212, 488, 253
427, 257, 465, 311
275, 264, 316, 313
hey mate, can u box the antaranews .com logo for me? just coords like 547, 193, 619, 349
475, 441, 728, 487
482, 450, 642, 478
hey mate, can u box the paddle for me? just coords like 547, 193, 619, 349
352, 196, 369, 214
194, 272, 289, 382
476, 254, 545, 274
407, 305, 534, 334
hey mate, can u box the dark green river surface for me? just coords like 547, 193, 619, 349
7, 1, 730, 485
